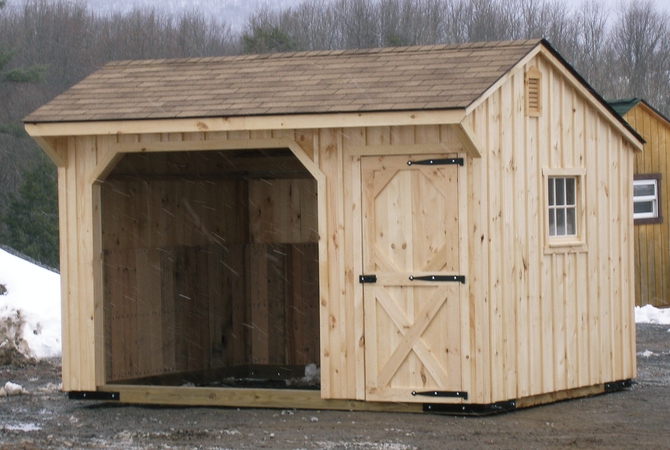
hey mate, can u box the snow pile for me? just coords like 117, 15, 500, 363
303, 362, 320, 384
635, 305, 670, 325
0, 248, 61, 360
0, 381, 28, 396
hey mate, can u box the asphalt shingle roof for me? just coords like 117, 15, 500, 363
24, 40, 542, 123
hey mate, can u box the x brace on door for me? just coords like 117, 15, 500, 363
373, 285, 451, 389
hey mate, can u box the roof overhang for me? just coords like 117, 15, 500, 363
24, 109, 467, 138
25, 109, 476, 167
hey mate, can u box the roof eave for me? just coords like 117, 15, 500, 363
24, 108, 468, 138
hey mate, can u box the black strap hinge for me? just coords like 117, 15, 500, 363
407, 158, 464, 166
359, 275, 377, 284
412, 390, 468, 400
409, 275, 466, 284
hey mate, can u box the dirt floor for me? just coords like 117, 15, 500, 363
1, 324, 669, 449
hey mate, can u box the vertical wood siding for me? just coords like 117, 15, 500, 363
57, 60, 635, 404
625, 105, 670, 307
467, 54, 636, 403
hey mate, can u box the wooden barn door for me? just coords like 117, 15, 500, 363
361, 154, 465, 403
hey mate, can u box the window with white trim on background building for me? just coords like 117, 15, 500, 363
634, 174, 662, 224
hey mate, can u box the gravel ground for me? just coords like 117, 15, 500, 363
0, 323, 668, 449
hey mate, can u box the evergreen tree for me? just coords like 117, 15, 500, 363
1, 153, 59, 269
0, 2, 44, 84
0, 0, 45, 136
0, 0, 55, 268
242, 26, 298, 54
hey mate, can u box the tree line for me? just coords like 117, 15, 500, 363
1, 0, 669, 267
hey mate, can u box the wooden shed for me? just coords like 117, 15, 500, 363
610, 98, 670, 308
24, 39, 641, 413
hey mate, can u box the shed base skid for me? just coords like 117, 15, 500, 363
67, 379, 632, 415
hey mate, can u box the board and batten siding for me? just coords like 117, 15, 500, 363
57, 135, 108, 391
465, 53, 636, 404
53, 53, 636, 404
56, 124, 473, 397
623, 104, 670, 308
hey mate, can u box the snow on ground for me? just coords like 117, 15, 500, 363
0, 248, 61, 359
1, 245, 670, 361
635, 304, 670, 325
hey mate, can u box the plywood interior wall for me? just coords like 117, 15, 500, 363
624, 104, 670, 308
101, 149, 319, 382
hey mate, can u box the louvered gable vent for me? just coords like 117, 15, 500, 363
525, 66, 542, 116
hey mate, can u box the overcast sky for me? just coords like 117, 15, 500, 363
565, 0, 669, 15
81, 0, 670, 18
15, 0, 670, 29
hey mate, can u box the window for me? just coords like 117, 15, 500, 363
633, 174, 662, 224
548, 177, 576, 236
543, 168, 586, 253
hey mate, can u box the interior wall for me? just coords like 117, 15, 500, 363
103, 243, 319, 381
100, 149, 320, 382
101, 178, 247, 250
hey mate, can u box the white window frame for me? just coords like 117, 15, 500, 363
633, 177, 660, 221
543, 168, 587, 253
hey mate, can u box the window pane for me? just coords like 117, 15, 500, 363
549, 209, 556, 236
634, 182, 655, 197
567, 207, 576, 235
556, 208, 566, 235
556, 178, 565, 206
548, 178, 555, 206
566, 178, 575, 205
634, 201, 654, 214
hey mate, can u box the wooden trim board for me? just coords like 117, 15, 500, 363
25, 110, 467, 138
31, 135, 66, 167
91, 380, 625, 413
98, 385, 424, 412
514, 383, 607, 409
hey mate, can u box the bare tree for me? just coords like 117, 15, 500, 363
337, 0, 381, 48
609, 0, 670, 104
566, 1, 610, 89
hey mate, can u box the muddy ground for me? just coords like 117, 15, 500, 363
1, 324, 669, 449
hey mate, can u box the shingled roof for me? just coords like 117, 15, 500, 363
24, 40, 543, 124
609, 98, 643, 117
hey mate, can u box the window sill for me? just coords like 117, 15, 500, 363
634, 216, 662, 225
544, 238, 587, 254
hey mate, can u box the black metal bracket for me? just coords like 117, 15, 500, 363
412, 390, 468, 400
359, 275, 377, 284
409, 275, 466, 284
407, 158, 464, 166
605, 379, 633, 393
424, 400, 516, 415
68, 391, 120, 401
